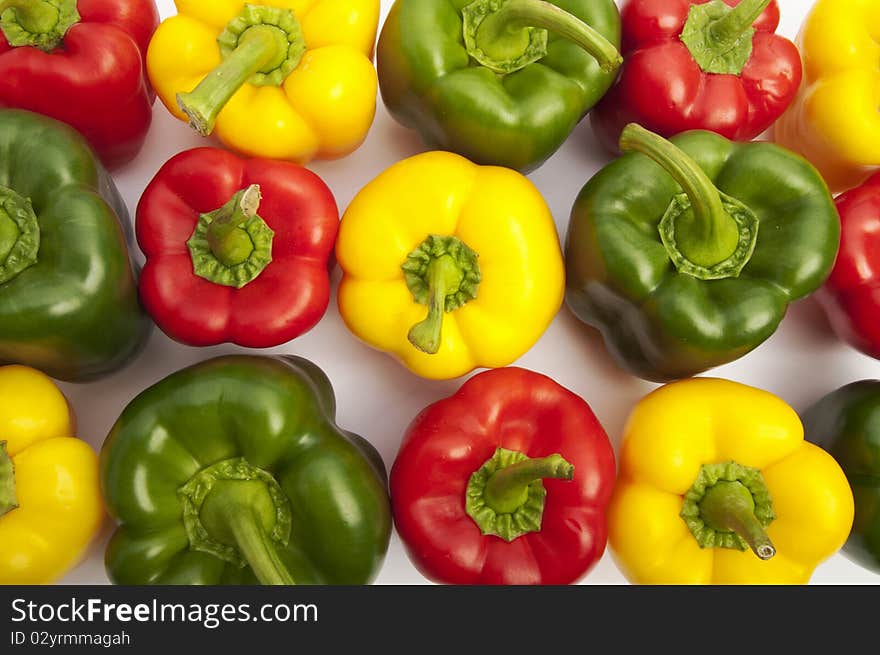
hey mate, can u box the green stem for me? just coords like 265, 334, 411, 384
620, 124, 727, 250
196, 477, 295, 586
407, 255, 461, 355
484, 454, 573, 515
226, 507, 296, 586
709, 0, 771, 51
0, 0, 79, 51
0, 441, 18, 518
177, 25, 286, 136
463, 0, 620, 75
207, 184, 261, 267
700, 481, 775, 560
481, 0, 620, 72
619, 124, 759, 280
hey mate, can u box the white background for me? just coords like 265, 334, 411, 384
57, 0, 880, 585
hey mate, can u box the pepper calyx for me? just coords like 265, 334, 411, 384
680, 0, 771, 76
179, 457, 294, 585
176, 4, 306, 136
0, 441, 18, 518
0, 0, 80, 52
619, 123, 759, 280
659, 191, 759, 280
681, 461, 776, 558
0, 185, 40, 285
466, 447, 574, 542
402, 235, 481, 355
187, 185, 274, 289
462, 0, 621, 75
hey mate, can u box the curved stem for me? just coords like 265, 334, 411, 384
700, 481, 775, 560
176, 26, 284, 136
709, 0, 771, 51
477, 0, 621, 72
407, 255, 462, 355
206, 184, 261, 267
620, 123, 727, 247
227, 507, 296, 586
0, 441, 18, 518
484, 454, 573, 515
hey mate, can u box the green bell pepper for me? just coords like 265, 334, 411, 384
100, 355, 392, 585
0, 109, 149, 382
564, 124, 839, 382
377, 0, 622, 172
802, 381, 880, 575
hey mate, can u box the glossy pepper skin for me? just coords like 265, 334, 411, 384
378, 0, 622, 173
101, 355, 392, 585
592, 0, 801, 153
137, 147, 338, 348
336, 151, 565, 380
0, 365, 103, 584
803, 382, 880, 575
391, 367, 616, 585
0, 109, 150, 382
564, 124, 839, 382
609, 378, 853, 584
817, 172, 880, 360
0, 0, 159, 168
148, 1, 380, 163
775, 0, 880, 194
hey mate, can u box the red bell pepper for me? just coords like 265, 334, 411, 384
390, 367, 616, 585
136, 147, 338, 349
818, 171, 880, 360
590, 0, 801, 152
0, 0, 158, 167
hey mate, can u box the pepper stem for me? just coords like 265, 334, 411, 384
207, 184, 261, 267
680, 0, 770, 75
0, 441, 18, 518
407, 255, 461, 355
187, 185, 274, 289
466, 448, 575, 542
484, 454, 574, 515
0, 0, 79, 51
699, 481, 775, 560
402, 235, 481, 356
709, 0, 771, 51
187, 468, 296, 586
177, 26, 284, 136
619, 123, 759, 280
462, 0, 621, 75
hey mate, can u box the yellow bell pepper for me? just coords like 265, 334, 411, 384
608, 378, 854, 585
147, 1, 380, 162
336, 151, 565, 380
0, 366, 103, 584
774, 0, 880, 193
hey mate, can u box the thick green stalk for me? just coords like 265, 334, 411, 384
207, 184, 261, 267
700, 480, 775, 560
177, 26, 284, 136
484, 453, 573, 514
407, 255, 461, 355
709, 0, 772, 51
619, 123, 759, 280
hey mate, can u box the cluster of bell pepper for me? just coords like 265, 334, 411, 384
2, 0, 880, 587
